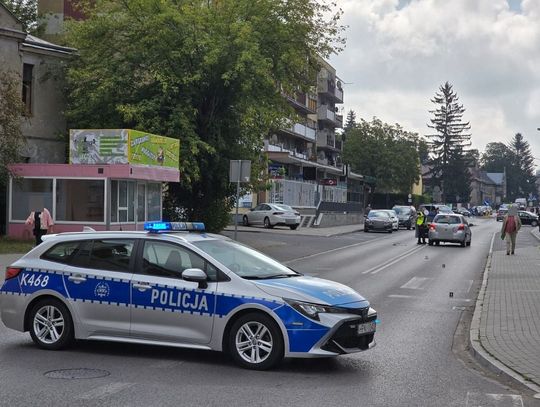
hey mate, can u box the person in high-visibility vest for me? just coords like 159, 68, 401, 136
416, 211, 426, 244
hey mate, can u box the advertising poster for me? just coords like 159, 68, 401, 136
128, 130, 179, 169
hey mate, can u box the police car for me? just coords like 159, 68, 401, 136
0, 222, 377, 370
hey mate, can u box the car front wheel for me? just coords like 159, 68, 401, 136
264, 217, 273, 229
242, 215, 249, 226
29, 298, 74, 350
228, 313, 284, 370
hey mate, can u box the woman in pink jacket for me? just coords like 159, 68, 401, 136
25, 208, 54, 246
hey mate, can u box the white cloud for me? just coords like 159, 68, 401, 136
331, 0, 540, 165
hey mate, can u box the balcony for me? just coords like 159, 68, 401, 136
317, 106, 343, 128
265, 143, 309, 161
283, 122, 316, 141
285, 92, 317, 114
317, 77, 344, 103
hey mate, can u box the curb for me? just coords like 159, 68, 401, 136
469, 232, 540, 395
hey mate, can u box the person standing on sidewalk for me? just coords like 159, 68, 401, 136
501, 204, 521, 255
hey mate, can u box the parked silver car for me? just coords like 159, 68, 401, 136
243, 203, 301, 230
428, 214, 472, 247
380, 210, 399, 231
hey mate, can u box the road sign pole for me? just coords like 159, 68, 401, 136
234, 168, 241, 241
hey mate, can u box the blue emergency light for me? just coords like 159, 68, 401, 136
144, 221, 206, 233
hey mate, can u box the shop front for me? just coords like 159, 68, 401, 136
7, 129, 180, 239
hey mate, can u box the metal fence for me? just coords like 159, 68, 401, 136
269, 179, 349, 207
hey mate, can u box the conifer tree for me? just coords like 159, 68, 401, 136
426, 82, 472, 203
509, 133, 536, 199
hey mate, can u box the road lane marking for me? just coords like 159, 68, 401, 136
465, 279, 474, 293
284, 235, 389, 264
361, 245, 426, 275
77, 382, 135, 400
400, 277, 431, 290
465, 392, 524, 407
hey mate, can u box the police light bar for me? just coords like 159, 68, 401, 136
144, 222, 206, 233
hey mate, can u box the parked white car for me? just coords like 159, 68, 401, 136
380, 210, 399, 231
243, 203, 301, 230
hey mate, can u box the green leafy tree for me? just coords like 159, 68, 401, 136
3, 0, 39, 34
343, 118, 420, 194
509, 133, 537, 199
64, 0, 344, 231
426, 82, 471, 203
0, 73, 26, 185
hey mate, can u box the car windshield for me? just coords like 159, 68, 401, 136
434, 215, 462, 224
368, 211, 389, 218
437, 206, 453, 213
383, 210, 397, 217
192, 239, 299, 279
273, 204, 294, 212
392, 207, 409, 214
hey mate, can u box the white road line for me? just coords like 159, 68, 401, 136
465, 392, 524, 407
400, 277, 430, 290
388, 294, 417, 299
362, 245, 426, 275
284, 236, 388, 264
77, 382, 134, 400
465, 279, 474, 293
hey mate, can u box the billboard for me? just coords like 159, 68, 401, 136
70, 129, 179, 169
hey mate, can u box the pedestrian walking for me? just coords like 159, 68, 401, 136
416, 211, 426, 244
500, 204, 521, 255
365, 204, 371, 216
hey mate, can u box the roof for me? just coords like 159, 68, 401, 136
486, 172, 504, 185
42, 230, 225, 244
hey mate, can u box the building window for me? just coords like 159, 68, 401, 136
56, 179, 105, 222
22, 64, 34, 115
137, 183, 146, 222
11, 178, 53, 221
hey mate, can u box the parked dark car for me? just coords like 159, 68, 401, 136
518, 210, 539, 226
454, 208, 471, 217
364, 210, 393, 233
392, 205, 417, 230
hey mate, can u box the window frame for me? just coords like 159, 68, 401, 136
40, 240, 86, 265
68, 238, 137, 274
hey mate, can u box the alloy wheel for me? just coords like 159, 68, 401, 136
235, 321, 273, 365
33, 305, 65, 345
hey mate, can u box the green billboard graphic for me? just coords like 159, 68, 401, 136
128, 130, 179, 168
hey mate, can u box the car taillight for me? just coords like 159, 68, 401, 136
457, 224, 465, 231
273, 212, 284, 215
5, 267, 22, 280
429, 224, 436, 230
294, 212, 300, 216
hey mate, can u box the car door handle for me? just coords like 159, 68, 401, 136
68, 275, 87, 284
133, 283, 153, 291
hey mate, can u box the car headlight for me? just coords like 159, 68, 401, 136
284, 299, 340, 321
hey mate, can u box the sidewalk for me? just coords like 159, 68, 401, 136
470, 228, 540, 396
224, 223, 364, 237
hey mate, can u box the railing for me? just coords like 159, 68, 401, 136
266, 144, 291, 153
334, 87, 343, 102
318, 105, 336, 122
319, 184, 347, 203
269, 179, 317, 207
291, 123, 316, 141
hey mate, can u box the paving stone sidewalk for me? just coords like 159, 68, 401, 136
476, 229, 540, 392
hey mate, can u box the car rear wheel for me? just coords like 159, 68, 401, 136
29, 298, 74, 350
532, 220, 538, 227
460, 240, 466, 247
428, 240, 433, 246
228, 313, 283, 370
242, 215, 249, 226
290, 225, 298, 230
263, 217, 273, 229
435, 241, 440, 246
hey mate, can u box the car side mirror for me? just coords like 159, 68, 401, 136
182, 268, 208, 289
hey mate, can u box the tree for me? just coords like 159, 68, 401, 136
509, 133, 537, 199
3, 0, 39, 34
343, 118, 420, 194
344, 110, 356, 130
426, 82, 472, 203
0, 73, 26, 185
64, 0, 344, 231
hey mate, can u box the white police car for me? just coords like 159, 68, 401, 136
0, 222, 377, 370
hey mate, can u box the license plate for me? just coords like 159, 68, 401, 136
357, 321, 376, 335
285, 219, 295, 224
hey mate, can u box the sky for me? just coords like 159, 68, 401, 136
330, 0, 540, 171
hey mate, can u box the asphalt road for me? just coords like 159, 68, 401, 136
1, 218, 539, 406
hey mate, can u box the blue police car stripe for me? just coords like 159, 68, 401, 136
0, 268, 333, 354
